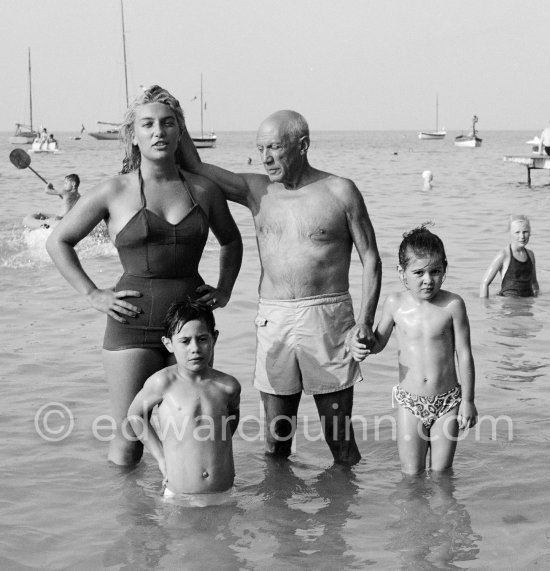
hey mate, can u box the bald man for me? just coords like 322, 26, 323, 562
180, 110, 381, 465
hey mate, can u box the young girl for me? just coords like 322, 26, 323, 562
351, 225, 477, 475
480, 214, 539, 298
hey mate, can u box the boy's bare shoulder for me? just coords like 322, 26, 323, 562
209, 369, 241, 395
146, 364, 179, 393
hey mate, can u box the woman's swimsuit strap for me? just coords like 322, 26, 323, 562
137, 168, 199, 210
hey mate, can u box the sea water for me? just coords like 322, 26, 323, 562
1, 131, 549, 569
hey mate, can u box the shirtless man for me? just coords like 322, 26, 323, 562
180, 110, 381, 465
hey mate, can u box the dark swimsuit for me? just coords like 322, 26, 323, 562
499, 246, 534, 297
103, 170, 209, 350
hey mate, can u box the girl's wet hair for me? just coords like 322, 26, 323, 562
119, 85, 185, 174
398, 223, 448, 270
508, 214, 531, 231
163, 299, 216, 338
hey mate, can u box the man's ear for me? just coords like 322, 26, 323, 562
299, 136, 310, 155
213, 330, 219, 344
162, 336, 174, 353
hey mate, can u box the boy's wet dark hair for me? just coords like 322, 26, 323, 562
65, 174, 80, 188
163, 299, 216, 338
398, 224, 448, 270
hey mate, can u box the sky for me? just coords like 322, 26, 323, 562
3, 0, 550, 133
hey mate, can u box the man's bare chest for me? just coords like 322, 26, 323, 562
254, 192, 347, 241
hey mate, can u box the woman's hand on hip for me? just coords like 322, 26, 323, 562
195, 284, 230, 310
86, 288, 142, 323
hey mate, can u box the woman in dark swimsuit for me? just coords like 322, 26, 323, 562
480, 214, 538, 298
47, 86, 242, 465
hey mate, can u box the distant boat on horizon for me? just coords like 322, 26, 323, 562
69, 124, 86, 140
418, 95, 446, 140
191, 73, 217, 149
89, 0, 128, 141
455, 115, 482, 148
9, 49, 39, 145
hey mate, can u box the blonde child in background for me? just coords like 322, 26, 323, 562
480, 214, 538, 298
350, 225, 477, 475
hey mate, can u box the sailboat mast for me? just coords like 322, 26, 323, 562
200, 73, 204, 138
120, 0, 129, 107
435, 94, 439, 131
28, 48, 33, 132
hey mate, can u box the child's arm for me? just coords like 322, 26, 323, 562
480, 250, 505, 297
349, 295, 396, 361
127, 374, 167, 478
451, 296, 477, 429
529, 250, 539, 296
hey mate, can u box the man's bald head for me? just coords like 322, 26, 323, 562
258, 110, 309, 144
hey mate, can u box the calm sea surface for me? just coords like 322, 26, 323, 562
1, 131, 549, 570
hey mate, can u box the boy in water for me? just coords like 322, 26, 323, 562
128, 300, 241, 498
45, 174, 81, 218
480, 214, 538, 297
350, 225, 477, 475
24, 174, 81, 230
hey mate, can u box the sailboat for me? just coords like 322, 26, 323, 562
89, 0, 129, 141
454, 115, 482, 148
9, 49, 38, 145
191, 74, 217, 149
418, 95, 446, 140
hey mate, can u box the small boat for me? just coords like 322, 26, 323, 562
418, 95, 446, 140
193, 130, 217, 149
69, 125, 86, 140
191, 74, 217, 149
455, 115, 482, 148
30, 138, 59, 153
9, 49, 38, 145
89, 121, 120, 141
89, 0, 128, 141
10, 123, 37, 145
30, 128, 59, 153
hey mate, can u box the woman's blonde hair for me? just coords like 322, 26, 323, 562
508, 214, 531, 231
119, 85, 185, 174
